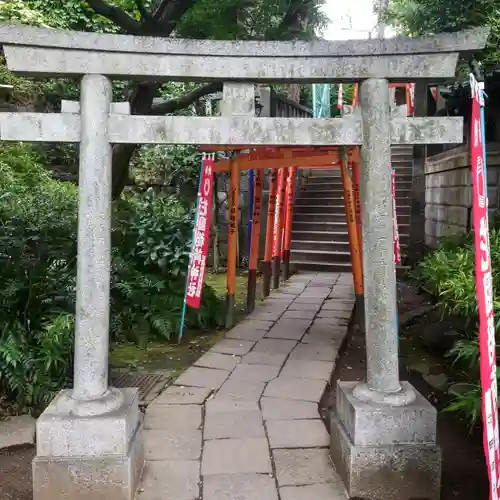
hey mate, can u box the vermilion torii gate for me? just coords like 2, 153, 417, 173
0, 24, 488, 500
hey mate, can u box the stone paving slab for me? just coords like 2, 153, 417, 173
202, 438, 272, 475
253, 338, 297, 355
211, 339, 255, 356
204, 410, 265, 439
144, 404, 202, 430
195, 351, 241, 371
273, 448, 341, 486
138, 461, 200, 500
152, 385, 213, 406
264, 376, 327, 403
266, 419, 330, 448
280, 360, 334, 381
140, 273, 352, 500
280, 482, 347, 500
261, 397, 319, 420
174, 366, 231, 389
144, 429, 202, 461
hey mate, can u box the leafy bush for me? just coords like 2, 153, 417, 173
0, 144, 222, 409
414, 226, 500, 428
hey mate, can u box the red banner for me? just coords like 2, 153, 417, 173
272, 168, 286, 258
470, 74, 500, 500
392, 170, 401, 265
186, 157, 214, 309
337, 84, 343, 110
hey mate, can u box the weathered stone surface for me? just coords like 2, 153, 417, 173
204, 410, 265, 439
144, 430, 201, 461
217, 377, 266, 401
231, 363, 280, 382
266, 419, 329, 448
300, 287, 331, 298
281, 310, 316, 320
330, 414, 441, 500
202, 438, 272, 475
0, 414, 35, 449
138, 461, 199, 500
336, 381, 437, 446
33, 425, 144, 500
321, 301, 353, 311
265, 319, 310, 340
261, 397, 319, 421
289, 343, 338, 362
264, 377, 327, 402
241, 351, 288, 366
253, 338, 297, 355
273, 448, 339, 486
225, 328, 268, 342
288, 301, 322, 311
144, 405, 202, 431
195, 352, 240, 371
211, 339, 255, 356
174, 367, 230, 390
317, 309, 352, 320
205, 398, 260, 414
204, 474, 278, 500
313, 317, 349, 327
280, 483, 347, 500
280, 360, 334, 381
152, 386, 212, 406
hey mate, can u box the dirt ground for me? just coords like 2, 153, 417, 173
321, 280, 489, 500
0, 445, 34, 500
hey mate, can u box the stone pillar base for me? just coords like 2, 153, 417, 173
330, 381, 441, 500
33, 388, 144, 500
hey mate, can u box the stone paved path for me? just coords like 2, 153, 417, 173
138, 272, 354, 500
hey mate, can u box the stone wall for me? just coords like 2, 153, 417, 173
424, 143, 500, 247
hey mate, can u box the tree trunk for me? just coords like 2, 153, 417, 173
111, 83, 158, 199
284, 84, 301, 103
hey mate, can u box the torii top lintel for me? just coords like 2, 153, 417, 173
0, 24, 489, 83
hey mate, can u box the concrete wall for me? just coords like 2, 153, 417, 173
424, 143, 500, 247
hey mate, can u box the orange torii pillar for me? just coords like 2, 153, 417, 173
339, 148, 364, 319
226, 159, 240, 328
282, 167, 296, 280
246, 168, 264, 313
352, 148, 362, 260
272, 167, 288, 289
263, 169, 278, 297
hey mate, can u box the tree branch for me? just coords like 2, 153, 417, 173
135, 0, 154, 21
150, 81, 222, 115
153, 0, 199, 33
86, 0, 143, 34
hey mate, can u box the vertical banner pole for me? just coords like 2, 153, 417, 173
248, 169, 254, 256
179, 153, 214, 343
272, 167, 288, 289
263, 169, 278, 296
340, 147, 364, 318
226, 159, 240, 328
283, 167, 296, 280
246, 169, 264, 312
470, 74, 500, 500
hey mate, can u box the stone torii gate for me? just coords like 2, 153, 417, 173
0, 24, 488, 500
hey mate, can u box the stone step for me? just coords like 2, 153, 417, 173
292, 239, 410, 252
295, 194, 412, 208
293, 220, 349, 231
293, 213, 347, 222
300, 182, 413, 195
291, 259, 410, 274
294, 203, 411, 215
292, 229, 348, 241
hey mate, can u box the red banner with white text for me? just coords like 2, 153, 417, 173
185, 157, 214, 309
470, 74, 500, 500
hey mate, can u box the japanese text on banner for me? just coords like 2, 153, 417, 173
186, 157, 214, 309
392, 170, 401, 265
470, 73, 500, 500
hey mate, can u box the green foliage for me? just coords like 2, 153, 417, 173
0, 144, 222, 409
386, 0, 500, 65
414, 225, 500, 428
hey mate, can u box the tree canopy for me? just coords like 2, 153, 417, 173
386, 0, 500, 65
0, 0, 328, 197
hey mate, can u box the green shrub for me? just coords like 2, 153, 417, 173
0, 144, 222, 409
414, 225, 500, 428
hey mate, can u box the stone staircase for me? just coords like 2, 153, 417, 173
290, 145, 413, 273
